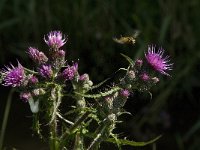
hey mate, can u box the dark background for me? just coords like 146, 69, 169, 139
0, 0, 200, 149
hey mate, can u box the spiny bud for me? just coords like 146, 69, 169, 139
20, 92, 32, 102
120, 89, 130, 99
32, 88, 46, 96
152, 77, 159, 83
79, 73, 89, 82
135, 59, 143, 68
127, 70, 135, 80
29, 75, 38, 84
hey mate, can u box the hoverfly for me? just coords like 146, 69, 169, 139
113, 30, 140, 45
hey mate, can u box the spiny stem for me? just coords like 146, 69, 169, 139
49, 86, 62, 150
87, 124, 107, 150
69, 111, 90, 133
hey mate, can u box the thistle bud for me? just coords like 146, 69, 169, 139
127, 70, 135, 80
152, 77, 159, 83
20, 92, 32, 102
135, 59, 143, 68
140, 73, 150, 81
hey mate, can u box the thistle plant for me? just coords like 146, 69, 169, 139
0, 31, 173, 150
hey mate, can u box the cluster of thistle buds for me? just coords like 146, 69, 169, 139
0, 31, 95, 114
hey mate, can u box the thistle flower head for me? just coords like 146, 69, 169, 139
1, 62, 25, 87
145, 45, 173, 76
20, 92, 32, 102
62, 62, 78, 80
28, 47, 48, 64
120, 89, 130, 99
79, 73, 89, 82
29, 75, 38, 84
38, 65, 53, 78
140, 73, 150, 81
44, 31, 67, 49
135, 59, 143, 68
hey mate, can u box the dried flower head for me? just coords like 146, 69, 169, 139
44, 31, 67, 49
1, 62, 25, 87
145, 45, 173, 76
28, 47, 48, 64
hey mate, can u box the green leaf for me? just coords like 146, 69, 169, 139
120, 53, 134, 65
106, 135, 162, 146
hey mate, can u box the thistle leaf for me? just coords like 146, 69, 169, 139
90, 77, 111, 90
120, 53, 134, 65
106, 135, 162, 146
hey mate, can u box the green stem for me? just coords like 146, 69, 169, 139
70, 111, 90, 133
50, 117, 57, 150
49, 86, 62, 150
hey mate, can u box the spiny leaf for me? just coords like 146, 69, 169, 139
90, 77, 111, 90
106, 135, 162, 146
120, 53, 134, 65
111, 133, 122, 150
75, 86, 121, 99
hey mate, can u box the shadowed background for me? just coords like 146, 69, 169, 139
0, 0, 200, 149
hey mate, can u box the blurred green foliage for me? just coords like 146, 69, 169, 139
0, 0, 200, 149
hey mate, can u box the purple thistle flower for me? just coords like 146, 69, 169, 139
145, 45, 173, 76
1, 62, 25, 87
120, 89, 130, 99
39, 65, 53, 78
44, 31, 67, 48
20, 92, 32, 102
62, 63, 78, 80
28, 47, 48, 64
140, 73, 150, 81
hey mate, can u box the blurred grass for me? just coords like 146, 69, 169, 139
0, 89, 14, 150
0, 0, 200, 149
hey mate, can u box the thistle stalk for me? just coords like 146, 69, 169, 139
49, 85, 62, 150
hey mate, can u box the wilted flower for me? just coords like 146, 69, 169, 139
62, 63, 78, 80
44, 31, 67, 48
1, 62, 25, 87
28, 47, 48, 64
145, 45, 173, 76
140, 73, 150, 81
39, 65, 53, 78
